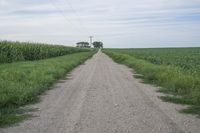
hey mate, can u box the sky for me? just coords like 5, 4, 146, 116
0, 0, 200, 48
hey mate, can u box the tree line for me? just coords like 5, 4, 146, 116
76, 41, 103, 48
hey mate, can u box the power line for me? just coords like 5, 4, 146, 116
63, 0, 89, 35
49, 0, 94, 44
63, 0, 84, 25
89, 36, 93, 47
49, 0, 86, 35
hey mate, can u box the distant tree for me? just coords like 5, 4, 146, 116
92, 41, 103, 48
76, 42, 90, 48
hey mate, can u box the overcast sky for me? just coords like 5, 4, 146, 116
0, 0, 200, 48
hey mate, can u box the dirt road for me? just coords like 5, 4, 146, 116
1, 51, 200, 133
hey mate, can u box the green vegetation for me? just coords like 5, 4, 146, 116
159, 96, 194, 105
93, 41, 103, 48
107, 48, 200, 75
181, 106, 200, 116
103, 48, 200, 116
0, 51, 95, 127
0, 41, 90, 64
76, 42, 91, 48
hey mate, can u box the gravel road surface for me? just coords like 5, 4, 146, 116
1, 51, 200, 133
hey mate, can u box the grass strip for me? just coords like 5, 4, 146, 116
159, 96, 194, 105
103, 49, 200, 116
0, 41, 91, 64
0, 51, 96, 127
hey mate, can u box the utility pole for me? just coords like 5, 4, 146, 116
89, 36, 93, 47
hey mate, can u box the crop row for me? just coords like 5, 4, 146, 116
0, 41, 91, 63
0, 51, 96, 126
103, 48, 200, 116
107, 48, 200, 75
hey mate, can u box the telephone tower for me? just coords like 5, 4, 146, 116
89, 36, 93, 47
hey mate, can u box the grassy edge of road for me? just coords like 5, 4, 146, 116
0, 51, 96, 127
102, 49, 200, 117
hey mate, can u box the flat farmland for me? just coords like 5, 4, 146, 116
104, 48, 200, 74
103, 48, 200, 116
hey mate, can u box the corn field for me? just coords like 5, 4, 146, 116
0, 41, 90, 63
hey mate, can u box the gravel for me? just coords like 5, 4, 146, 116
1, 51, 200, 133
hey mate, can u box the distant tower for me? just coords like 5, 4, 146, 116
89, 36, 93, 47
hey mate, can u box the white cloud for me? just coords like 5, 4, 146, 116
0, 0, 200, 47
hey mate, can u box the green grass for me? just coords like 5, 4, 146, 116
0, 51, 96, 127
103, 48, 200, 116
180, 106, 200, 116
0, 41, 91, 63
106, 48, 200, 75
0, 107, 32, 127
160, 96, 194, 105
